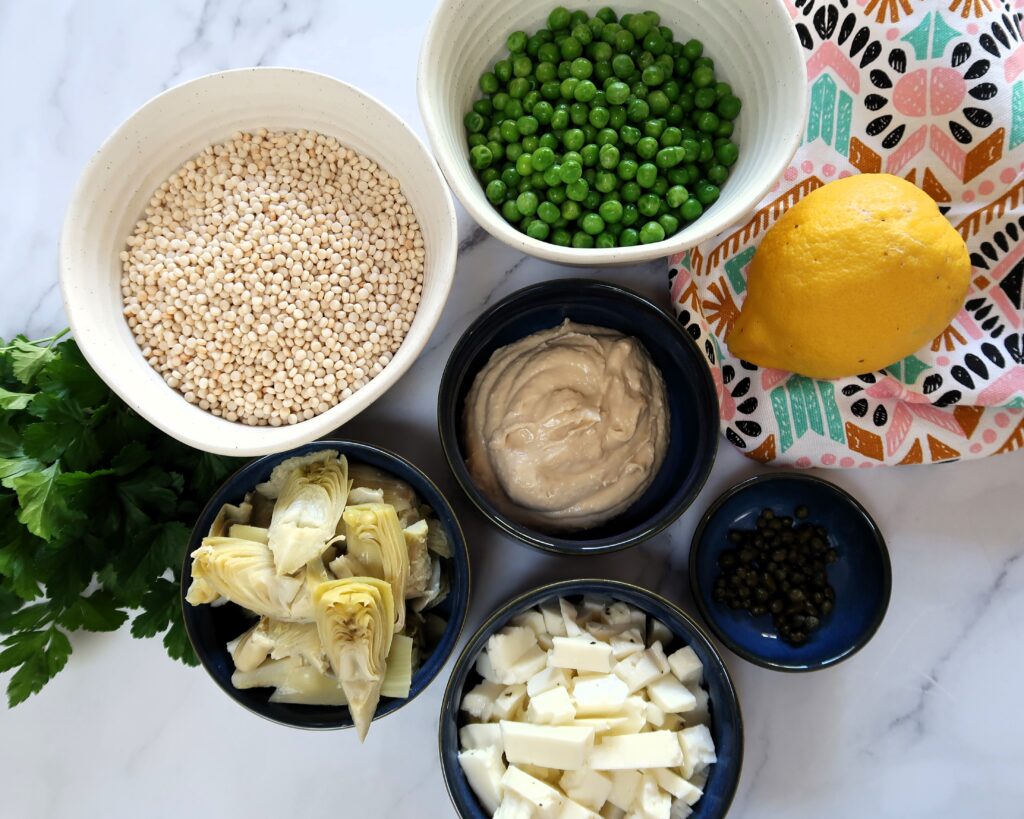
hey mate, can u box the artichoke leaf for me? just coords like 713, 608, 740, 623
404, 519, 433, 600
343, 503, 410, 631
411, 556, 444, 613
209, 494, 254, 537
349, 486, 385, 505
231, 656, 303, 690
381, 634, 414, 699
328, 553, 368, 579
267, 452, 349, 575
426, 518, 453, 558
227, 621, 271, 672
269, 665, 349, 706
256, 450, 345, 499
228, 524, 270, 544
251, 617, 328, 674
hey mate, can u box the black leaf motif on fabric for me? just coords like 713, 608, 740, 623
981, 342, 1005, 368
860, 40, 881, 68
842, 384, 863, 396
736, 421, 762, 437
736, 397, 758, 415
723, 364, 735, 384
838, 12, 856, 45
951, 42, 972, 67
1006, 333, 1024, 364
980, 33, 1000, 57
882, 124, 905, 148
678, 309, 691, 325
981, 241, 998, 260
963, 107, 993, 128
1008, 223, 1019, 242
739, 360, 758, 371
858, 372, 877, 384
705, 340, 715, 363
969, 82, 998, 101
964, 353, 988, 379
668, 267, 678, 282
870, 69, 892, 88
951, 365, 974, 389
992, 324, 1005, 338
889, 48, 906, 73
949, 121, 973, 144
873, 405, 888, 427
975, 304, 992, 320
970, 251, 990, 269
814, 5, 838, 39
866, 115, 891, 136
850, 26, 869, 57
995, 231, 1009, 253
687, 324, 700, 340
1000, 259, 1023, 308
993, 21, 1011, 49
966, 296, 987, 309
923, 373, 944, 394
796, 22, 814, 50
965, 59, 991, 79
982, 316, 999, 332
934, 390, 962, 407
726, 428, 747, 449
851, 398, 869, 417
864, 93, 888, 110
733, 377, 751, 398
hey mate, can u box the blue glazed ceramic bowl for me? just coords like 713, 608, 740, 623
181, 439, 471, 730
690, 473, 891, 672
438, 279, 719, 555
439, 579, 743, 819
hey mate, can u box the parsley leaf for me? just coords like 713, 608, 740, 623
58, 591, 128, 632
0, 387, 35, 410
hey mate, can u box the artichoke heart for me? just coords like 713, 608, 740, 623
186, 537, 310, 622
348, 464, 420, 525
313, 577, 395, 741
343, 503, 411, 631
250, 617, 328, 673
267, 452, 349, 576
403, 519, 433, 601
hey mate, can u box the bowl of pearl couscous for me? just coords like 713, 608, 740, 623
60, 67, 457, 456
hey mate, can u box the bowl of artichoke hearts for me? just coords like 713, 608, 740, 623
181, 439, 470, 736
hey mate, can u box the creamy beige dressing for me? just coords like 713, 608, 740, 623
463, 320, 670, 531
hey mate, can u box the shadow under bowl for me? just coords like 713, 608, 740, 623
181, 439, 471, 729
439, 578, 743, 819
438, 279, 719, 555
689, 473, 891, 672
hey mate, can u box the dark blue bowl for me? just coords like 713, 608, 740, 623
438, 279, 719, 554
181, 439, 471, 730
439, 579, 743, 819
689, 473, 891, 672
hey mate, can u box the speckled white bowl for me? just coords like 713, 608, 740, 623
418, 0, 806, 265
61, 68, 457, 456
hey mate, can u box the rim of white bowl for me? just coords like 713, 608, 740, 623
417, 0, 808, 265
60, 67, 458, 456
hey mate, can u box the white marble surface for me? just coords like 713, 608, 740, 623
1, 2, 1022, 817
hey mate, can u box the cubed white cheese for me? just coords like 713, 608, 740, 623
606, 770, 642, 811
613, 651, 663, 694
638, 773, 671, 819
494, 684, 529, 720
503, 644, 550, 684
520, 763, 559, 783
603, 602, 633, 626
458, 745, 506, 814
628, 607, 646, 633
666, 647, 703, 686
647, 619, 673, 649
683, 686, 709, 727
558, 798, 602, 819
586, 620, 632, 642
501, 721, 596, 771
645, 701, 666, 728
550, 636, 614, 674
528, 685, 577, 725
528, 666, 573, 698
660, 713, 683, 732
462, 680, 504, 721
561, 598, 584, 637
460, 721, 504, 752
581, 595, 612, 620
503, 765, 565, 819
646, 675, 697, 714
489, 626, 539, 676
647, 642, 670, 675
559, 768, 613, 811
668, 801, 693, 819
573, 716, 634, 735
513, 609, 554, 650
572, 674, 630, 716
588, 731, 684, 770
610, 628, 646, 660
540, 600, 569, 637
653, 769, 702, 805
677, 725, 716, 779
494, 792, 535, 819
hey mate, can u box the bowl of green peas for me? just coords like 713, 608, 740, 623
418, 0, 806, 262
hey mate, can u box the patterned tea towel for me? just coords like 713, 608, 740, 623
669, 0, 1024, 467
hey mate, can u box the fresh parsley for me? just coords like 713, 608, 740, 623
0, 332, 241, 706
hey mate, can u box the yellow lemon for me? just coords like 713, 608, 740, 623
726, 173, 971, 379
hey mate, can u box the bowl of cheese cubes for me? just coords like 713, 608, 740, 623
439, 579, 742, 819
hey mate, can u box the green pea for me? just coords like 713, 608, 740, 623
612, 53, 635, 79
493, 92, 510, 112
682, 39, 703, 61
469, 144, 493, 173
648, 90, 670, 116
626, 13, 651, 39
570, 57, 593, 79
660, 127, 682, 147
582, 123, 598, 142
692, 66, 715, 89
681, 138, 700, 162
509, 77, 531, 99
530, 146, 554, 171
627, 99, 650, 122
621, 181, 641, 202
716, 119, 734, 138
478, 73, 498, 96
596, 127, 619, 146
595, 171, 617, 193
574, 80, 597, 102
674, 56, 692, 78
605, 81, 630, 105
511, 54, 532, 77
569, 102, 589, 126
537, 41, 559, 63
694, 56, 714, 71
716, 141, 739, 166
487, 141, 504, 161
468, 133, 487, 148
706, 164, 729, 185
596, 143, 619, 170
566, 178, 589, 201
464, 111, 485, 133
652, 177, 668, 196
551, 228, 572, 246
584, 190, 601, 210
619, 227, 640, 246
501, 167, 520, 187
485, 179, 508, 204
569, 8, 587, 26
621, 125, 641, 145
643, 32, 667, 56
501, 199, 521, 222
494, 58, 513, 84
641, 64, 665, 86
717, 94, 742, 121
637, 137, 659, 160
665, 104, 684, 125
580, 212, 604, 235
568, 231, 591, 248
644, 118, 665, 139
639, 220, 666, 244
696, 181, 720, 205
515, 115, 538, 136
523, 219, 548, 241
515, 153, 533, 176
562, 128, 584, 151
659, 213, 680, 235
656, 147, 683, 168
558, 160, 581, 184
589, 41, 613, 62
571, 23, 593, 46
598, 199, 624, 224
662, 79, 681, 102
680, 197, 703, 220
638, 193, 660, 217
522, 134, 540, 153
616, 158, 638, 180
580, 143, 599, 167
592, 232, 614, 248
496, 120, 516, 143
698, 137, 714, 162
597, 6, 617, 23
548, 5, 571, 30
534, 62, 556, 84
547, 184, 567, 204
696, 111, 719, 133
560, 36, 583, 60
562, 150, 583, 166
584, 106, 607, 129
551, 109, 570, 130
609, 106, 627, 129
560, 77, 579, 100
621, 203, 639, 226
636, 163, 658, 188
542, 163, 562, 187
666, 185, 689, 208
594, 60, 613, 83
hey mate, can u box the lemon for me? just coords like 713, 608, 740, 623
726, 173, 971, 379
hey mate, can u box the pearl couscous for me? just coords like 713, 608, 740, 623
121, 129, 425, 426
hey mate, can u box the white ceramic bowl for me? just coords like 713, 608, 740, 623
61, 68, 457, 456
418, 0, 806, 265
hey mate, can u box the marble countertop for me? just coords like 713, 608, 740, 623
1, 2, 1022, 817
